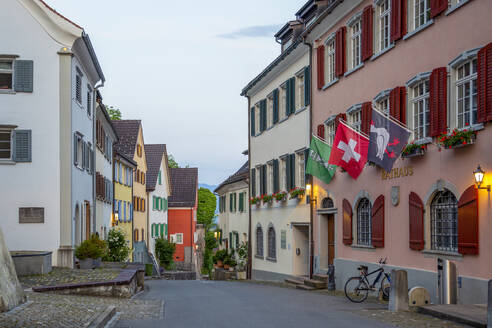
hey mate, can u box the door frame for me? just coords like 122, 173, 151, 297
316, 209, 337, 272
291, 222, 310, 277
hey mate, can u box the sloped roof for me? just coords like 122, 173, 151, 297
168, 168, 198, 208
214, 161, 249, 193
38, 0, 82, 29
145, 144, 167, 192
112, 120, 141, 159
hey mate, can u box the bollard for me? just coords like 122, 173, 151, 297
487, 280, 491, 328
327, 265, 335, 290
389, 269, 409, 312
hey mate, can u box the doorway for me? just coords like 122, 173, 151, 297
327, 214, 335, 265
292, 224, 309, 277
319, 213, 335, 271
85, 202, 91, 240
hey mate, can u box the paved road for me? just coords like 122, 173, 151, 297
113, 279, 393, 328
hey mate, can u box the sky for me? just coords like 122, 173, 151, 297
46, 0, 305, 186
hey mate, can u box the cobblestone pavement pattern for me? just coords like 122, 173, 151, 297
358, 308, 471, 327
0, 292, 163, 328
19, 267, 120, 288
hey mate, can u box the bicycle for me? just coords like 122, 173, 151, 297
344, 258, 391, 303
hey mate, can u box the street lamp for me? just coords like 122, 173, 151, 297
473, 165, 490, 191
305, 183, 316, 204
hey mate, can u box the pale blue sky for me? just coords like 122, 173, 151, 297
47, 0, 304, 186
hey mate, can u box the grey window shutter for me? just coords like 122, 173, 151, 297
304, 148, 310, 183
304, 66, 310, 106
290, 154, 296, 188
251, 169, 256, 196
285, 80, 290, 117
73, 134, 78, 165
290, 78, 296, 113
260, 99, 267, 131
14, 60, 33, 92
81, 141, 85, 169
262, 165, 267, 195
285, 157, 291, 190
250, 107, 255, 136
273, 89, 279, 124
12, 130, 32, 162
273, 159, 279, 193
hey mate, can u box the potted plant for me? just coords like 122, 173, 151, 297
273, 191, 287, 202
438, 128, 477, 149
223, 254, 231, 270
236, 242, 248, 280
402, 142, 427, 158
250, 196, 261, 205
261, 194, 273, 204
289, 187, 305, 199
228, 257, 237, 272
75, 234, 106, 269
213, 249, 227, 268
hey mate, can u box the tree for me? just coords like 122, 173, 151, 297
155, 237, 176, 270
107, 106, 122, 120
168, 155, 179, 168
197, 187, 216, 226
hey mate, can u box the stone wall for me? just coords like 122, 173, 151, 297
0, 228, 26, 312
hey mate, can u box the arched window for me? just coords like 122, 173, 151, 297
322, 197, 334, 208
267, 226, 276, 260
357, 198, 372, 246
134, 229, 139, 242
431, 190, 458, 252
256, 226, 263, 257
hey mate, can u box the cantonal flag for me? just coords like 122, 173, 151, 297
306, 135, 337, 185
328, 121, 369, 179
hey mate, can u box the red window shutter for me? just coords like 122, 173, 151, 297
317, 124, 325, 140
390, 0, 406, 42
343, 199, 353, 245
335, 27, 346, 77
371, 195, 385, 248
361, 5, 374, 62
361, 102, 372, 135
477, 42, 492, 123
335, 113, 347, 132
430, 0, 447, 18
429, 67, 448, 137
389, 86, 406, 124
317, 46, 325, 90
409, 192, 424, 250
458, 186, 479, 255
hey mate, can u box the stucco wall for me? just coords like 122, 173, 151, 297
168, 208, 195, 263
114, 167, 133, 251
148, 158, 170, 258
132, 127, 148, 244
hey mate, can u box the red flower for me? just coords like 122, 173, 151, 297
465, 122, 470, 126
463, 141, 467, 145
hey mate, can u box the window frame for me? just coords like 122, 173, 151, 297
377, 0, 391, 52
324, 36, 336, 84
414, 0, 431, 30
356, 198, 372, 246
411, 80, 430, 140
0, 59, 14, 92
256, 226, 263, 258
349, 18, 362, 69
267, 226, 276, 261
295, 69, 306, 110
430, 190, 458, 253
0, 128, 13, 161
455, 59, 477, 129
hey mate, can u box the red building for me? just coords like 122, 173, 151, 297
168, 168, 198, 268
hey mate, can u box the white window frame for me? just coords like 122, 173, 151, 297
0, 128, 13, 161
0, 59, 14, 92
280, 158, 287, 191
414, 0, 431, 29
325, 38, 336, 84
325, 121, 336, 146
411, 80, 430, 140
267, 162, 273, 194
297, 152, 305, 188
347, 103, 363, 131
455, 59, 477, 129
267, 93, 274, 128
349, 18, 362, 69
295, 69, 305, 110
377, 0, 391, 52
378, 97, 390, 115
175, 233, 183, 244
279, 83, 287, 120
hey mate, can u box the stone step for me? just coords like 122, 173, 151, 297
285, 278, 304, 286
313, 274, 329, 282
304, 279, 327, 289
296, 284, 316, 291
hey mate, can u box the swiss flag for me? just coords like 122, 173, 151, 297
328, 121, 369, 179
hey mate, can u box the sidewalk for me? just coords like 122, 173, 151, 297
418, 304, 487, 328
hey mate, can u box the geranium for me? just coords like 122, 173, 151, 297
438, 129, 476, 148
261, 194, 273, 204
402, 142, 427, 156
250, 196, 261, 205
289, 187, 305, 199
273, 191, 287, 202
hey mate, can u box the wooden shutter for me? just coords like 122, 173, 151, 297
250, 107, 255, 136
12, 130, 31, 162
260, 99, 267, 132
409, 192, 424, 250
285, 79, 291, 116
290, 77, 296, 113
286, 156, 291, 190
239, 192, 243, 212
335, 27, 346, 77
361, 5, 374, 62
343, 199, 353, 245
361, 102, 373, 135
14, 60, 33, 92
335, 113, 347, 131
458, 186, 479, 255
477, 42, 492, 123
389, 86, 407, 125
304, 66, 310, 106
273, 159, 279, 192
262, 165, 267, 195
317, 46, 325, 89
430, 0, 447, 18
371, 195, 385, 248
251, 169, 256, 196
273, 89, 279, 124
290, 154, 296, 189
429, 67, 448, 137
390, 0, 406, 42
317, 124, 325, 140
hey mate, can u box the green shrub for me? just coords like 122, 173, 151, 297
155, 237, 176, 270
75, 234, 106, 260
213, 249, 227, 263
104, 228, 130, 262
145, 263, 153, 276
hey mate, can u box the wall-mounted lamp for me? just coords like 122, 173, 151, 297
305, 183, 317, 204
214, 231, 218, 239
473, 165, 490, 192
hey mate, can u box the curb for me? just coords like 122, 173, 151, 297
417, 306, 486, 328
84, 305, 116, 328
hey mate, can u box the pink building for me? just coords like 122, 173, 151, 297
305, 0, 492, 303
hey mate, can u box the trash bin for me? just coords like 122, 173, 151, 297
437, 258, 457, 304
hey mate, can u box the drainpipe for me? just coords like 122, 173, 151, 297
247, 95, 252, 280
302, 36, 314, 280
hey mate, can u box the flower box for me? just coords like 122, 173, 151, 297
250, 197, 261, 205
273, 191, 287, 202
450, 133, 476, 149
261, 194, 273, 204
289, 187, 305, 200
438, 128, 477, 149
402, 143, 427, 158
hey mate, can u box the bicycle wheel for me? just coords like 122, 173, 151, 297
380, 274, 391, 301
344, 277, 369, 303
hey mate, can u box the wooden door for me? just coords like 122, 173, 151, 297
85, 202, 91, 240
328, 214, 335, 265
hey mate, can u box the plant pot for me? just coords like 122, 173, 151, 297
236, 271, 247, 280
402, 147, 426, 158
93, 257, 102, 268
449, 134, 476, 149
224, 264, 230, 270
79, 258, 95, 269
229, 267, 235, 272
216, 260, 223, 268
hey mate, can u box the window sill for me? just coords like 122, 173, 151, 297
295, 106, 308, 115
278, 116, 289, 124
0, 90, 16, 95
0, 160, 16, 165
458, 123, 484, 132
403, 19, 434, 41
344, 63, 364, 78
322, 78, 339, 91
350, 244, 375, 250
421, 249, 462, 259
370, 44, 395, 61
254, 255, 264, 260
266, 257, 277, 263
445, 0, 470, 16
414, 137, 432, 145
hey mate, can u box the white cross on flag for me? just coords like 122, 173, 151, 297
328, 121, 369, 179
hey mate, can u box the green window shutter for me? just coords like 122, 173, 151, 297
304, 148, 310, 184
262, 165, 267, 195
14, 60, 33, 92
239, 193, 243, 212
229, 194, 232, 212
12, 130, 32, 162
158, 171, 162, 185
285, 81, 290, 117
165, 224, 168, 238
250, 107, 255, 136
273, 159, 279, 192
160, 224, 164, 238
304, 66, 310, 106
229, 232, 232, 248
290, 77, 296, 113
273, 89, 279, 124
251, 169, 256, 196
234, 193, 237, 211
286, 157, 291, 190
290, 154, 296, 189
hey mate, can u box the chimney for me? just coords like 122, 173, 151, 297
315, 0, 331, 15
290, 20, 304, 41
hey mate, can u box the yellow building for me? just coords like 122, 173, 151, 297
113, 150, 137, 250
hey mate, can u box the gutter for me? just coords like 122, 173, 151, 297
82, 32, 105, 83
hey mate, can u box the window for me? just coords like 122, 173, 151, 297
280, 158, 287, 191
134, 229, 139, 242
0, 129, 12, 160
279, 84, 287, 120
350, 18, 362, 68
0, 60, 13, 91
357, 198, 372, 246
267, 226, 276, 260
267, 94, 273, 128
412, 80, 430, 140
378, 0, 391, 52
76, 136, 83, 168
456, 59, 477, 128
268, 162, 273, 194
280, 230, 287, 249
296, 72, 305, 110
297, 152, 305, 187
349, 109, 362, 131
256, 226, 263, 257
325, 40, 336, 83
326, 121, 336, 146
414, 0, 431, 29
86, 85, 92, 117
75, 70, 82, 103
141, 228, 145, 241
175, 233, 183, 244
431, 190, 458, 252
377, 97, 390, 115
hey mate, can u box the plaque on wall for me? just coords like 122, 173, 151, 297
19, 207, 44, 223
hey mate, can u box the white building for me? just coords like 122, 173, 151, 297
0, 0, 105, 267
241, 12, 315, 280
145, 144, 171, 258
95, 94, 117, 240
215, 161, 249, 251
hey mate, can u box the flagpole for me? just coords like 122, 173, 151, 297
338, 119, 370, 140
371, 106, 413, 134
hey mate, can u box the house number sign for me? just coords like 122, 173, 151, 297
381, 166, 414, 180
